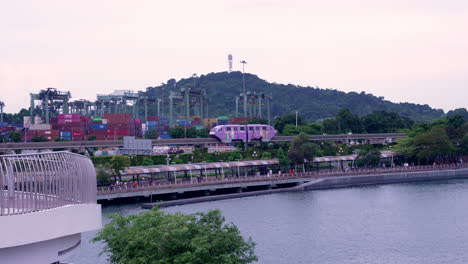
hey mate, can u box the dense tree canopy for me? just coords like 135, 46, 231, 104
288, 133, 321, 165
394, 114, 466, 164
94, 208, 257, 264
144, 129, 159, 139
145, 72, 444, 123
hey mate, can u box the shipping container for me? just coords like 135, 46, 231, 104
72, 131, 83, 137
0, 122, 8, 127
92, 117, 103, 122
91, 124, 108, 130
147, 116, 159, 121
58, 114, 81, 120
57, 119, 82, 124
29, 124, 52, 130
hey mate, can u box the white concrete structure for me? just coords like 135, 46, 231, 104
0, 152, 101, 264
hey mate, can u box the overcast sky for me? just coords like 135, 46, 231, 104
1, 0, 467, 113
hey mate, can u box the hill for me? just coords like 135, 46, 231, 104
145, 71, 444, 122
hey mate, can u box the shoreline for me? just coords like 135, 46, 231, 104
142, 167, 468, 209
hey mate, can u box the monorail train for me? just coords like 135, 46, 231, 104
209, 124, 277, 143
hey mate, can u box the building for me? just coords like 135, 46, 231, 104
0, 152, 101, 264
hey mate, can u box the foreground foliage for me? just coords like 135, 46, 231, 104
94, 208, 257, 264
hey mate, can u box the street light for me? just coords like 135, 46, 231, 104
295, 111, 298, 127
166, 153, 171, 181
240, 60, 248, 117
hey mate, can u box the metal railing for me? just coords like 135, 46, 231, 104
97, 163, 468, 195
0, 152, 97, 216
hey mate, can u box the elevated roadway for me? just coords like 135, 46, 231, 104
0, 133, 406, 151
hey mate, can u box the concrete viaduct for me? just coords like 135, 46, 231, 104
0, 133, 406, 151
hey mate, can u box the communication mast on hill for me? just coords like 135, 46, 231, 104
228, 54, 233, 73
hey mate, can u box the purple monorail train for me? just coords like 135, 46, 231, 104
209, 124, 277, 143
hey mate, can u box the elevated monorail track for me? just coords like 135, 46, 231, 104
0, 133, 406, 151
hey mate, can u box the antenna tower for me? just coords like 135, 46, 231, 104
228, 54, 233, 73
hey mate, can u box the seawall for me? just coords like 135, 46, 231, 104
297, 168, 468, 191
142, 168, 468, 209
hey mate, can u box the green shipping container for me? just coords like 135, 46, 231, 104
217, 116, 229, 121
92, 117, 103, 122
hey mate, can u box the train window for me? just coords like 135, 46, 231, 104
262, 127, 266, 130
249, 127, 253, 131
240, 127, 245, 131
227, 127, 231, 131
256, 127, 260, 130
234, 127, 237, 131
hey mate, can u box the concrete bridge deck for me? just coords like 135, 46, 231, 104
98, 164, 468, 202
0, 133, 406, 151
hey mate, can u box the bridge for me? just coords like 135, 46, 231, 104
97, 163, 468, 202
0, 133, 406, 151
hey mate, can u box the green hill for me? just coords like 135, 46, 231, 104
145, 71, 444, 122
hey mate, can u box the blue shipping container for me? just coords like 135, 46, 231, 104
91, 124, 108, 130
0, 122, 8, 127
159, 134, 171, 139
60, 131, 72, 136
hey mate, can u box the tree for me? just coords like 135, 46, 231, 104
141, 157, 153, 166
447, 108, 468, 121
412, 126, 456, 163
281, 124, 302, 136
144, 129, 159, 139
109, 156, 130, 181
322, 118, 339, 134
96, 166, 112, 186
196, 128, 210, 138
303, 123, 323, 135
288, 133, 320, 167
8, 131, 21, 142
356, 149, 381, 167
261, 151, 272, 160
274, 114, 304, 134
446, 114, 465, 128
94, 207, 257, 264
361, 110, 413, 133
276, 147, 289, 168
32, 136, 48, 142
459, 134, 468, 155
170, 126, 198, 138
336, 108, 363, 133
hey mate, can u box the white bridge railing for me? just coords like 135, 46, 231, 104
0, 152, 96, 216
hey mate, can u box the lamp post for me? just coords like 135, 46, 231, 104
252, 151, 258, 177
166, 153, 171, 181
241, 60, 248, 117
295, 111, 298, 127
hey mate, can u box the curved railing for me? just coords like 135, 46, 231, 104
98, 163, 468, 195
0, 152, 96, 216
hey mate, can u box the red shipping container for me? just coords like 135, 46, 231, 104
57, 119, 81, 124
58, 114, 81, 120
72, 136, 84, 141
147, 116, 160, 121
107, 124, 133, 130
72, 131, 83, 137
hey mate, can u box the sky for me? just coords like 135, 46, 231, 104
0, 0, 467, 113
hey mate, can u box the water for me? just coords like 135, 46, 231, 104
67, 179, 468, 264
